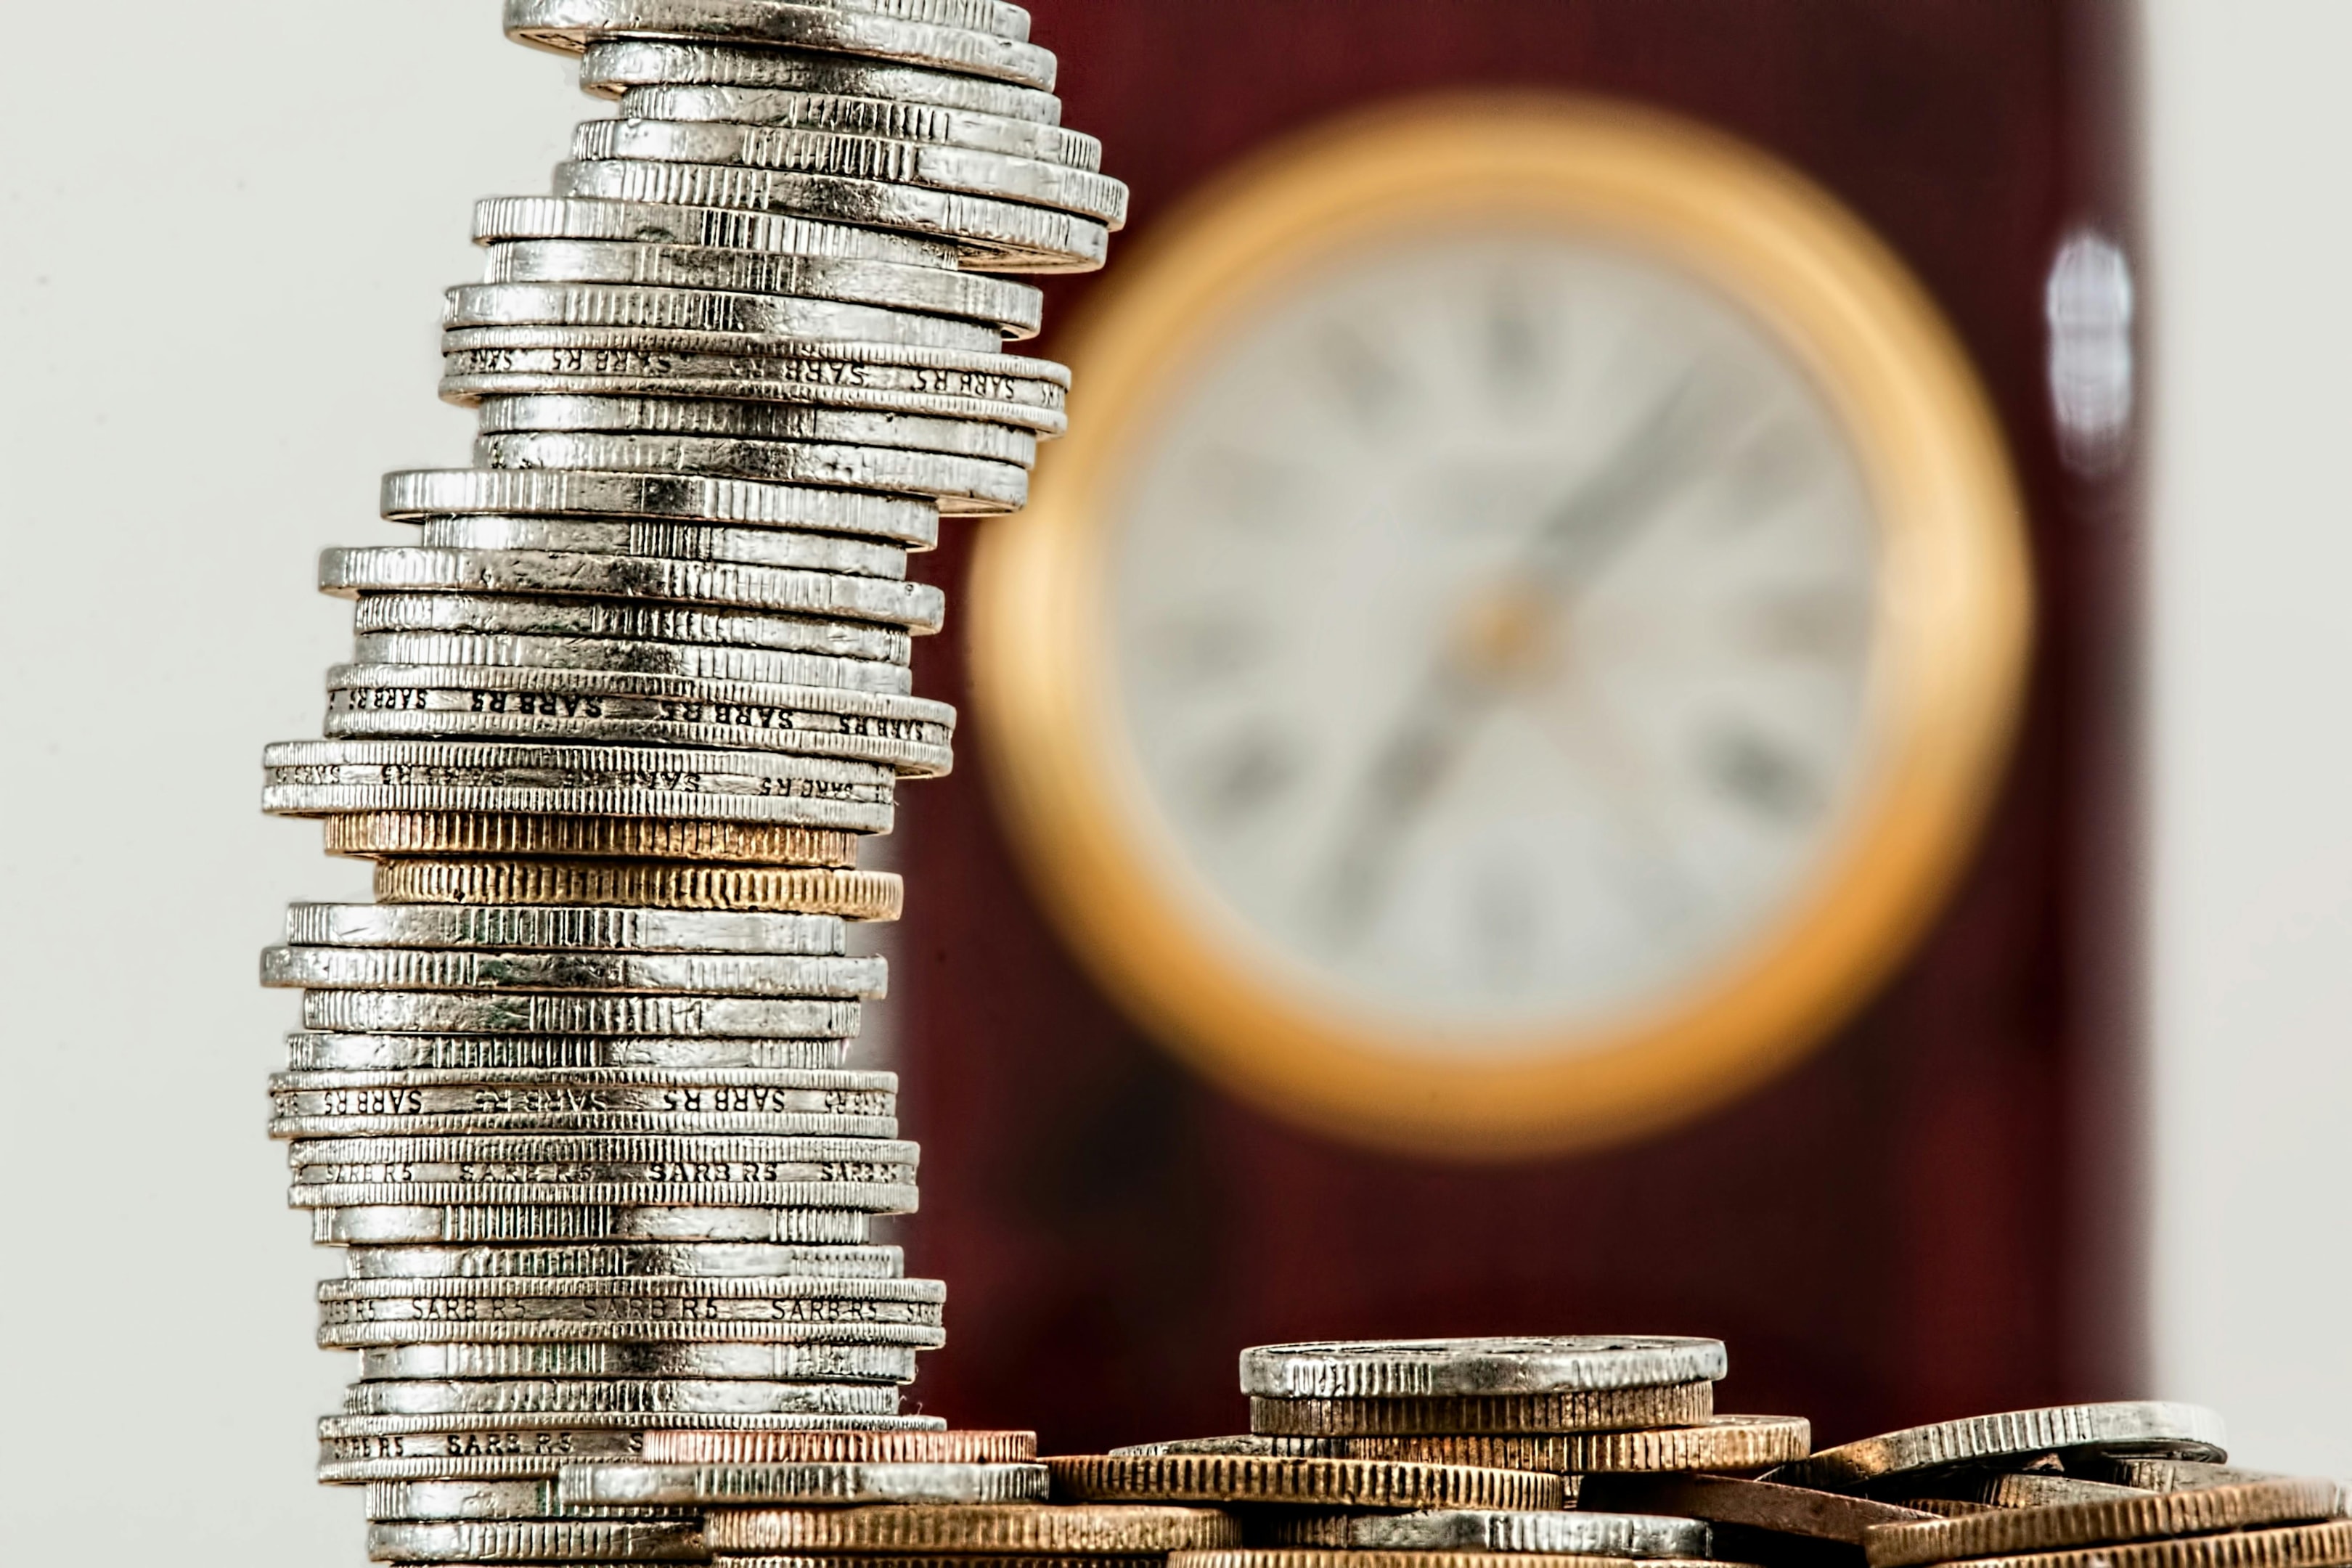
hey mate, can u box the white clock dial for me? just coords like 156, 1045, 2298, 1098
1105, 229, 1880, 1050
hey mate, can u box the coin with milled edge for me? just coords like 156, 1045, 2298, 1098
346, 1378, 899, 1418
1771, 1403, 2229, 1493
473, 394, 1040, 464
262, 944, 887, 996
369, 1516, 707, 1561
1170, 1553, 1731, 1568
295, 990, 864, 1037
344, 1241, 900, 1279
375, 860, 905, 920
554, 159, 1106, 272
620, 86, 1098, 169
474, 196, 964, 267
319, 1205, 873, 1249
349, 596, 915, 667
1868, 1524, 2352, 1568
708, 1502, 1240, 1554
1320, 1416, 1810, 1475
475, 426, 1031, 510
322, 812, 859, 867
577, 40, 1063, 126
351, 629, 915, 696
1865, 1479, 2348, 1568
570, 120, 1127, 225
287, 1034, 854, 1073
415, 515, 910, 577
506, 0, 1058, 93
359, 1339, 915, 1381
481, 240, 1045, 335
381, 465, 940, 545
320, 547, 948, 629
1241, 1337, 1729, 1400
642, 1428, 1036, 1463
564, 1458, 1050, 1506
2088, 1461, 2292, 1493
365, 1477, 691, 1520
284, 902, 849, 953
1263, 1511, 1710, 1558
446, 279, 1003, 351
1045, 1455, 1564, 1511
1900, 1473, 2149, 1509
1250, 1382, 1713, 1436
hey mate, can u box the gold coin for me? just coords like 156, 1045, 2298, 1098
1326, 1415, 1810, 1474
1169, 1553, 1731, 1568
1045, 1455, 1561, 1511
1250, 1382, 1712, 1437
711, 1504, 1239, 1554
375, 859, 903, 918
643, 1431, 1035, 1465
328, 812, 858, 866
1866, 1481, 2348, 1568
1919, 1522, 2352, 1568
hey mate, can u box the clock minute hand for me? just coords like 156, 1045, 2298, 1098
1308, 375, 1717, 946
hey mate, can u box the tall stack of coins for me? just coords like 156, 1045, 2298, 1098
256, 3, 1122, 1564
1093, 1338, 1810, 1511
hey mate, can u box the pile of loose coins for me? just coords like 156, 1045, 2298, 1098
256, 3, 1119, 1566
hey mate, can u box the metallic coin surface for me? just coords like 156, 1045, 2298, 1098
1241, 1337, 1729, 1400
577, 39, 1063, 124
1045, 1454, 1565, 1511
283, 902, 849, 954
1318, 1417, 1811, 1475
368, 1516, 707, 1561
1262, 1510, 1710, 1558
707, 1502, 1241, 1553
1865, 1479, 2349, 1568
1168, 1553, 1730, 1568
286, 1034, 854, 1072
345, 1377, 899, 1417
505, 0, 1058, 91
358, 1339, 915, 1382
1580, 1474, 1941, 1546
1772, 1405, 2230, 1493
317, 1205, 872, 1248
375, 859, 905, 919
1249, 1382, 1713, 1436
642, 1428, 1035, 1463
381, 464, 940, 544
563, 1458, 1052, 1506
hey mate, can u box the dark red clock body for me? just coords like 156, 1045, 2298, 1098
891, 0, 2142, 1450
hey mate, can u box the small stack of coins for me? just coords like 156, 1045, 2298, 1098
559, 1433, 1238, 1568
255, 3, 1122, 1567
1090, 1337, 1810, 1507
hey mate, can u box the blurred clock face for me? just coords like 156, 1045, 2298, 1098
1103, 228, 1881, 1050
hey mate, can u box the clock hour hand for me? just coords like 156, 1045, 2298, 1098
1306, 373, 1725, 947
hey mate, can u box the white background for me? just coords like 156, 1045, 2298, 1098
0, 3, 2343, 1562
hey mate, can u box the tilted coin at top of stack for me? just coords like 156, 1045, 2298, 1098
256, 2, 1124, 1564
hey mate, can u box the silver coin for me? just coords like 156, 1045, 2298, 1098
571, 119, 1126, 226
282, 902, 849, 955
317, 1416, 944, 1483
618, 86, 1097, 169
293, 1179, 916, 1214
365, 1477, 693, 1520
293, 991, 865, 1038
474, 426, 1031, 511
563, 1458, 1049, 1507
319, 1304, 942, 1343
381, 465, 939, 545
287, 1034, 854, 1073
473, 393, 1039, 464
507, 0, 1055, 91
358, 1339, 915, 1381
367, 1516, 706, 1561
319, 547, 947, 629
321, 664, 957, 777
317, 1206, 873, 1247
578, 40, 1062, 126
325, 1273, 941, 1302
277, 1070, 894, 1112
417, 514, 907, 576
520, 0, 1037, 49
261, 944, 889, 997
349, 594, 914, 665
445, 279, 1001, 352
441, 343, 1068, 434
555, 158, 1104, 272
473, 194, 962, 267
1266, 1511, 1712, 1558
349, 629, 912, 695
344, 1241, 902, 1279
1769, 1402, 2230, 1493
1239, 1337, 1731, 1400
349, 1379, 898, 1418
277, 1111, 894, 1141
481, 237, 1043, 335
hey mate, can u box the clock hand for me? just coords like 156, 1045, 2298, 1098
1307, 373, 1725, 945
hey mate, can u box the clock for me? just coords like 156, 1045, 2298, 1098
969, 96, 2031, 1159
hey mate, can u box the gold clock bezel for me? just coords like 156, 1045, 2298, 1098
970, 95, 2032, 1160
